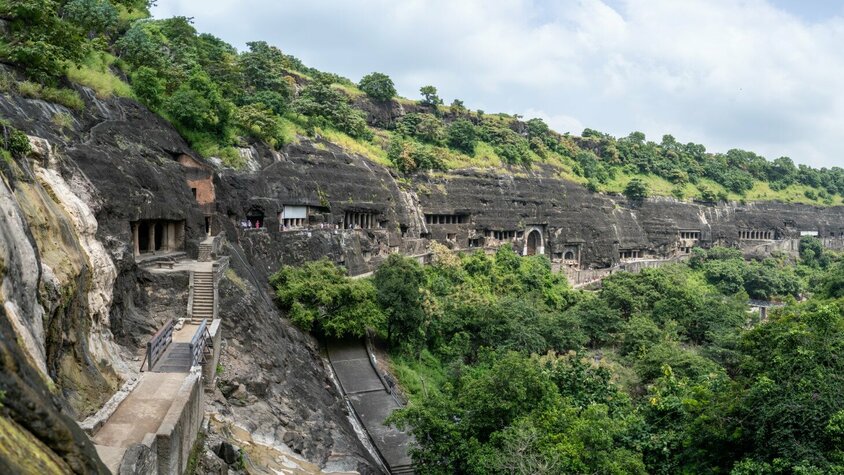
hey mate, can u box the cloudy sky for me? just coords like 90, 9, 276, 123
151, 0, 844, 169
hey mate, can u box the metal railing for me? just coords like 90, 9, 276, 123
144, 319, 175, 371
189, 318, 210, 368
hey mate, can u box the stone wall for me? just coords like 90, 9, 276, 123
155, 371, 204, 475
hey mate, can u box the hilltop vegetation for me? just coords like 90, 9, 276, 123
2, 0, 843, 205
272, 239, 844, 474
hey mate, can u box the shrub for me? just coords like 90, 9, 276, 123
396, 113, 446, 145
130, 66, 166, 108
1, 124, 31, 157
358, 72, 396, 102
446, 119, 477, 155
387, 139, 445, 174
234, 103, 283, 148
697, 185, 717, 202
624, 178, 649, 201
269, 259, 384, 338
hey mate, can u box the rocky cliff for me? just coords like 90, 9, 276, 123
1, 81, 842, 473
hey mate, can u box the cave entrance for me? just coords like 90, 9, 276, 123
138, 222, 150, 251
526, 230, 542, 256
246, 211, 265, 229
564, 251, 575, 260
154, 222, 164, 250
131, 219, 186, 257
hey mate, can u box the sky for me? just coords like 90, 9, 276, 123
151, 0, 844, 169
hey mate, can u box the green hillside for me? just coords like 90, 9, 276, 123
2, 0, 843, 206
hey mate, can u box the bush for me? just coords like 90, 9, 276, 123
697, 185, 717, 202
1, 124, 31, 157
131, 66, 166, 108
624, 178, 649, 201
293, 78, 372, 140
396, 113, 445, 144
234, 103, 283, 148
358, 72, 396, 102
446, 119, 477, 155
269, 259, 384, 338
387, 139, 445, 174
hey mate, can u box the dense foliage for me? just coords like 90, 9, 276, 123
269, 259, 383, 338
271, 244, 844, 474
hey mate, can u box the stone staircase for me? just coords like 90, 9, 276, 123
190, 270, 215, 324
198, 239, 214, 262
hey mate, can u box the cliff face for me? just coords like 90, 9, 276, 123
231, 149, 844, 277
1, 81, 842, 472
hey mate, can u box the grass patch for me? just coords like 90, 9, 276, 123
66, 52, 134, 99
388, 350, 447, 403
16, 81, 41, 98
184, 430, 207, 475
181, 130, 245, 169
331, 82, 364, 99
225, 268, 247, 292
318, 127, 391, 167
278, 116, 306, 145
0, 70, 14, 93
17, 81, 84, 110
51, 112, 74, 130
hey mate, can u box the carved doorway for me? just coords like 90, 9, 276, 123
526, 230, 541, 256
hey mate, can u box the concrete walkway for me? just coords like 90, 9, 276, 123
327, 338, 413, 474
92, 322, 206, 472
92, 372, 187, 472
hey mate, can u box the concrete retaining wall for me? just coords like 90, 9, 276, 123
562, 257, 685, 287
155, 371, 204, 475
202, 319, 223, 387
118, 434, 158, 475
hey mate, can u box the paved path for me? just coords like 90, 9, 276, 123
327, 338, 413, 474
93, 322, 205, 472
92, 372, 187, 472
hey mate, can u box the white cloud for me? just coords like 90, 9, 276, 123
152, 0, 844, 168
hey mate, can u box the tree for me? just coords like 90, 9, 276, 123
358, 72, 396, 102
0, 0, 89, 83
234, 103, 284, 148
419, 85, 442, 108
624, 178, 649, 201
449, 99, 466, 114
270, 259, 384, 338
130, 66, 165, 108
293, 77, 372, 139
239, 40, 289, 92
799, 236, 824, 268
446, 119, 477, 155
373, 254, 426, 350
62, 0, 118, 38
164, 69, 233, 137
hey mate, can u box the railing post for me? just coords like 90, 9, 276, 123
147, 341, 153, 371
